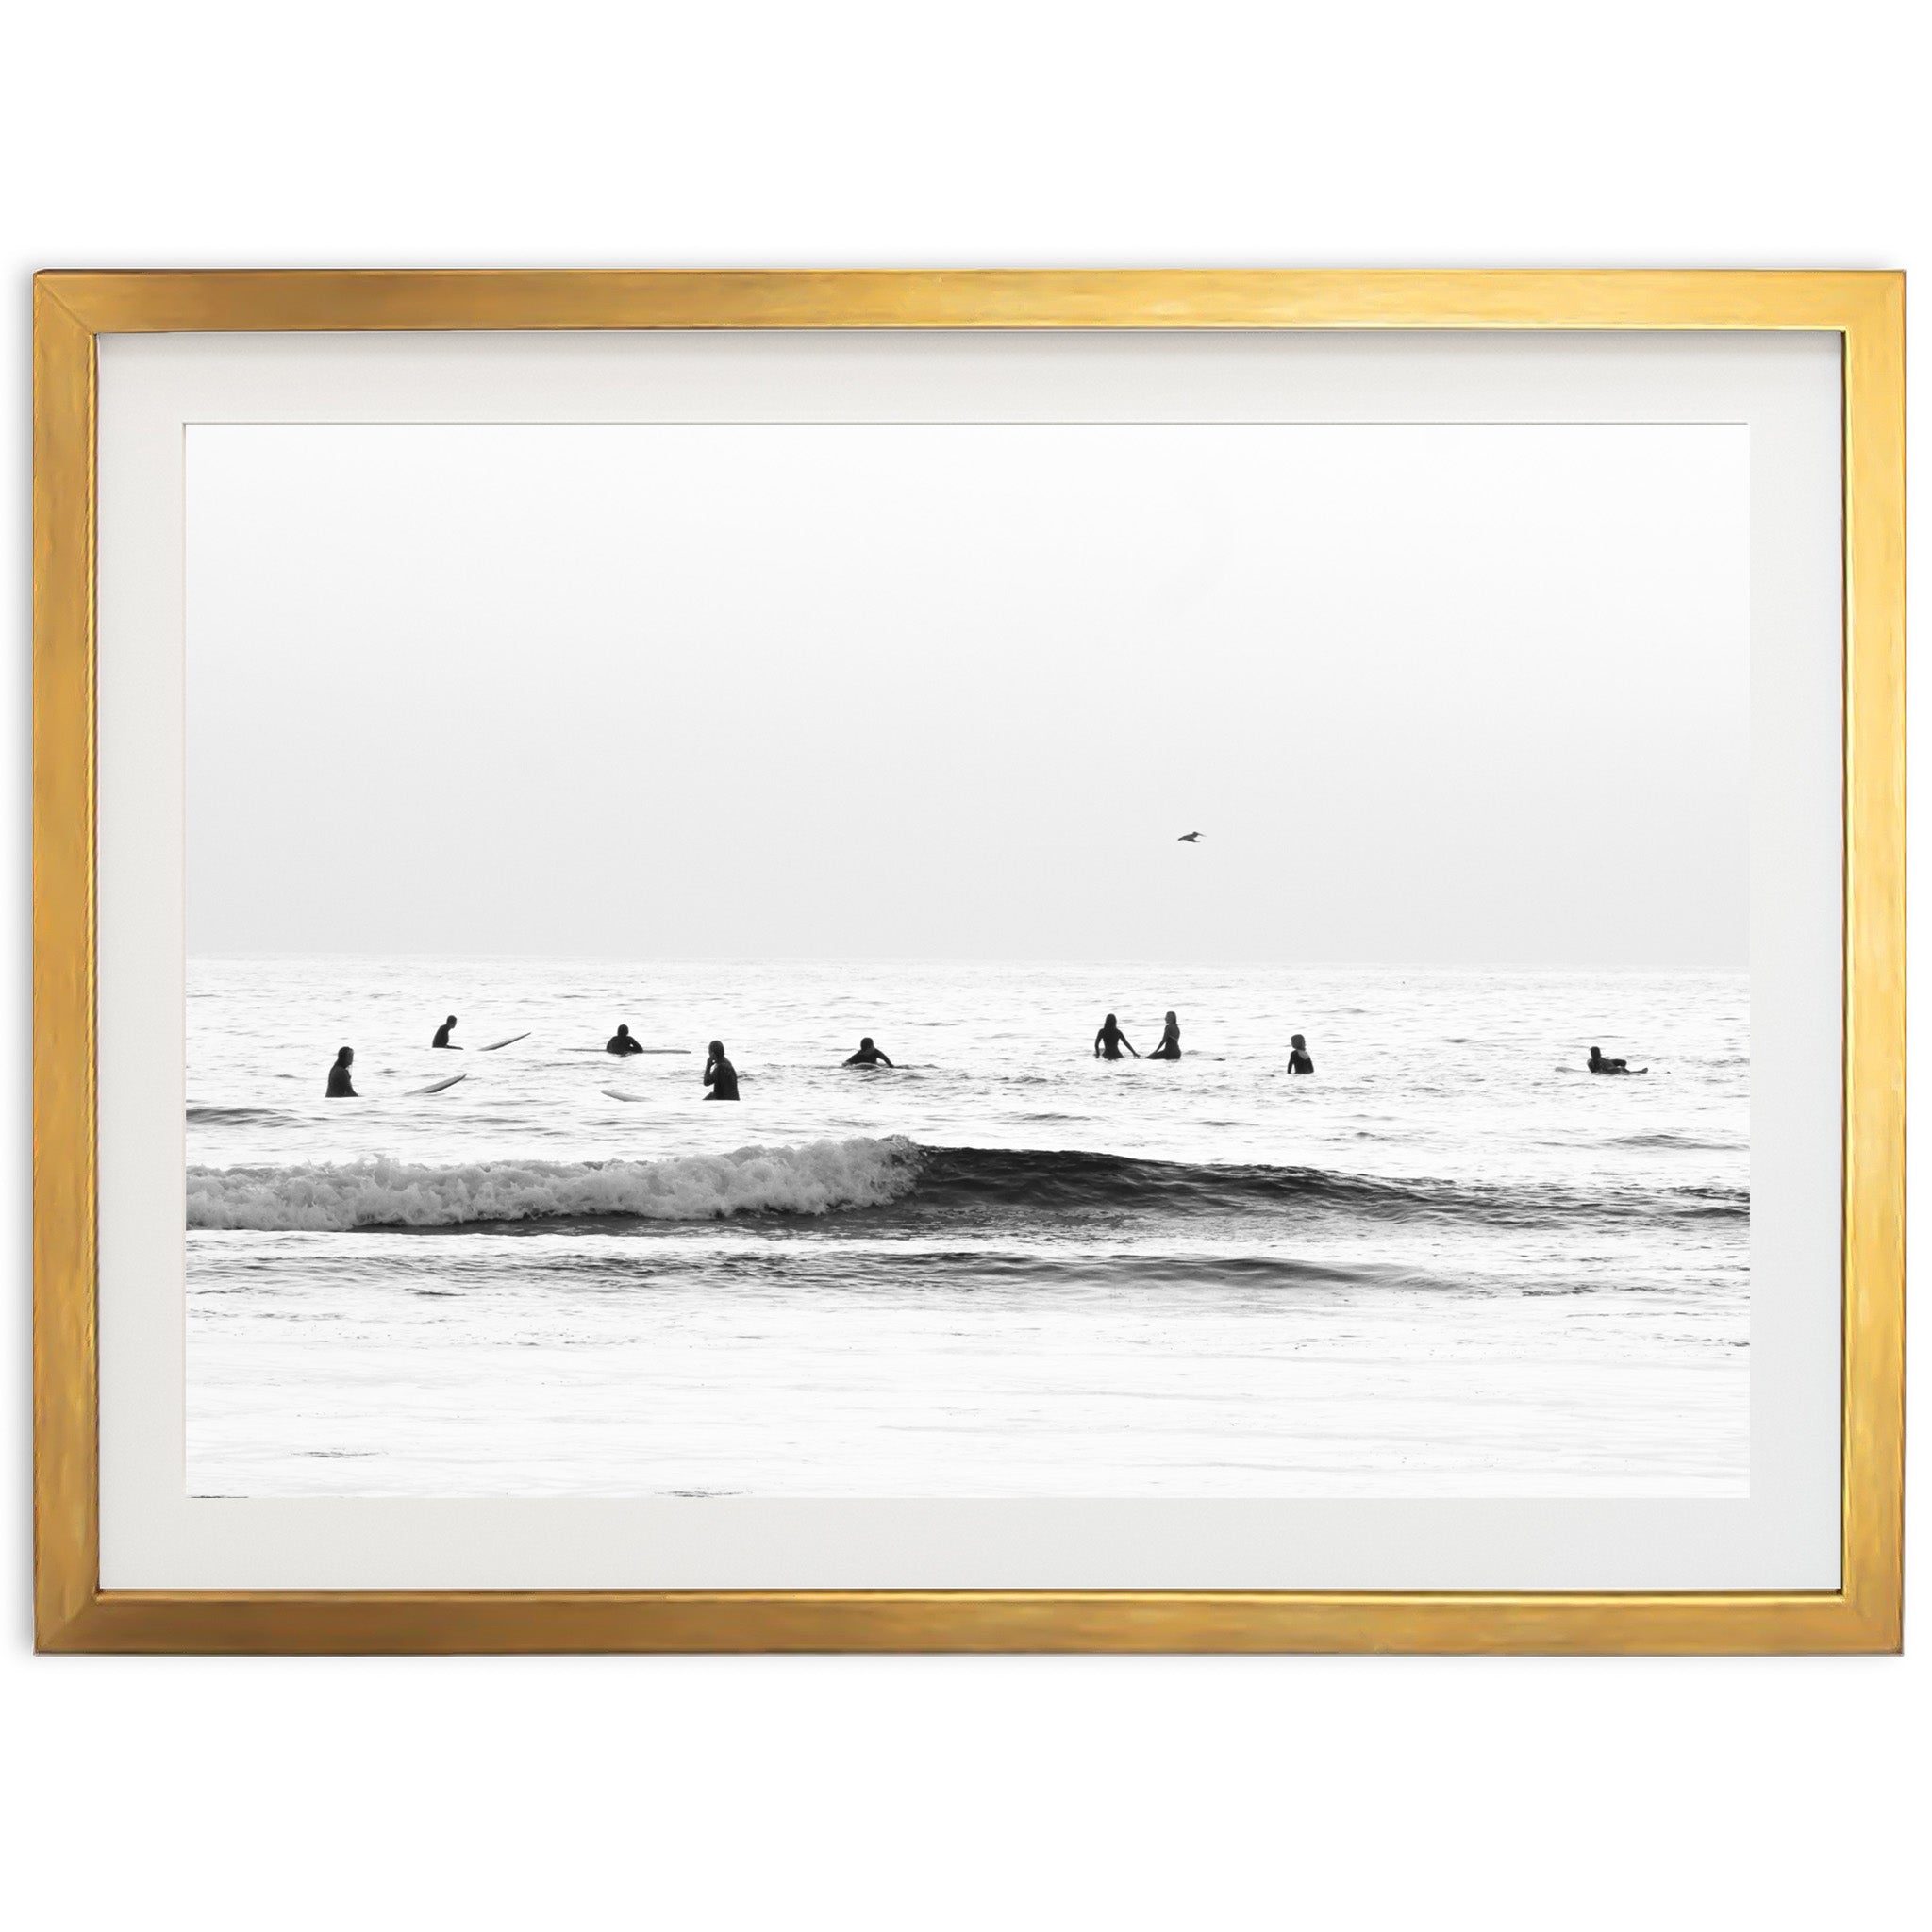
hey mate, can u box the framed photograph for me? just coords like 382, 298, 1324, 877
33, 271, 1903, 1653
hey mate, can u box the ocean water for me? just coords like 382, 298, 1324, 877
186, 956, 1749, 1497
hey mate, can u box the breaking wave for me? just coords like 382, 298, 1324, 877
188, 1136, 923, 1231
186, 1137, 1749, 1234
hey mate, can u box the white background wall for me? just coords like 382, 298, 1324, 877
3, 4, 1922, 1924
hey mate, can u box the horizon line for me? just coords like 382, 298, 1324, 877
184, 949, 1750, 974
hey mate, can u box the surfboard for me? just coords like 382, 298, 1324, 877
601, 1087, 647, 1103
575, 1046, 693, 1057
410, 1072, 468, 1096
479, 1032, 531, 1052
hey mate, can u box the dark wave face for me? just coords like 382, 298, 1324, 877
880, 1144, 1746, 1233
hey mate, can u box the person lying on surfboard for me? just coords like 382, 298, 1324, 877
1588, 1045, 1647, 1074
704, 1041, 740, 1100
606, 1024, 644, 1057
432, 1014, 460, 1048
326, 1046, 357, 1098
843, 1037, 895, 1067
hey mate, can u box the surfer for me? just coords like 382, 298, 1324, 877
1147, 1010, 1182, 1060
843, 1037, 895, 1067
1093, 1013, 1139, 1060
606, 1024, 644, 1057
432, 1014, 459, 1049
1288, 1033, 1314, 1075
704, 1041, 740, 1100
325, 1046, 357, 1098
1588, 1046, 1647, 1075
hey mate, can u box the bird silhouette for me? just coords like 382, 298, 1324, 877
1177, 831, 1203, 843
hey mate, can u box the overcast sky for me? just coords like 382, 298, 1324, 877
187, 422, 1748, 966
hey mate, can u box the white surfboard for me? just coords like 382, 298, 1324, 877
410, 1071, 468, 1096
601, 1087, 647, 1103
479, 1031, 531, 1052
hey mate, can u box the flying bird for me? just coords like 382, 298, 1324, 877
1177, 831, 1203, 843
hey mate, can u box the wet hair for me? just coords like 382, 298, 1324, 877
445, 1015, 457, 1025
1291, 1034, 1306, 1049
335, 1046, 353, 1062
1105, 1012, 1117, 1026
859, 1037, 874, 1050
708, 1040, 724, 1056
1165, 1010, 1176, 1023
615, 1024, 630, 1037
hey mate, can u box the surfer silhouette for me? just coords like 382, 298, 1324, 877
1093, 1013, 1139, 1060
1147, 1010, 1182, 1060
432, 1014, 459, 1049
1588, 1046, 1647, 1075
1289, 1034, 1314, 1075
704, 1041, 740, 1100
326, 1046, 357, 1098
606, 1024, 644, 1057
843, 1037, 894, 1067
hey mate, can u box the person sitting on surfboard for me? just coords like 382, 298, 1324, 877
1588, 1045, 1647, 1075
1093, 1013, 1138, 1060
432, 1014, 459, 1049
326, 1046, 357, 1098
606, 1024, 644, 1057
1147, 1011, 1182, 1060
843, 1037, 894, 1067
704, 1041, 740, 1100
1289, 1033, 1314, 1075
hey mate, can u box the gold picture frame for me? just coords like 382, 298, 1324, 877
33, 270, 1904, 1654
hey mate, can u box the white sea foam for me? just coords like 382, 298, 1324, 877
187, 1136, 920, 1231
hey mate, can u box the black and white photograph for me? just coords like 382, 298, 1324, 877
7, 5, 1924, 1928
185, 417, 1750, 1501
